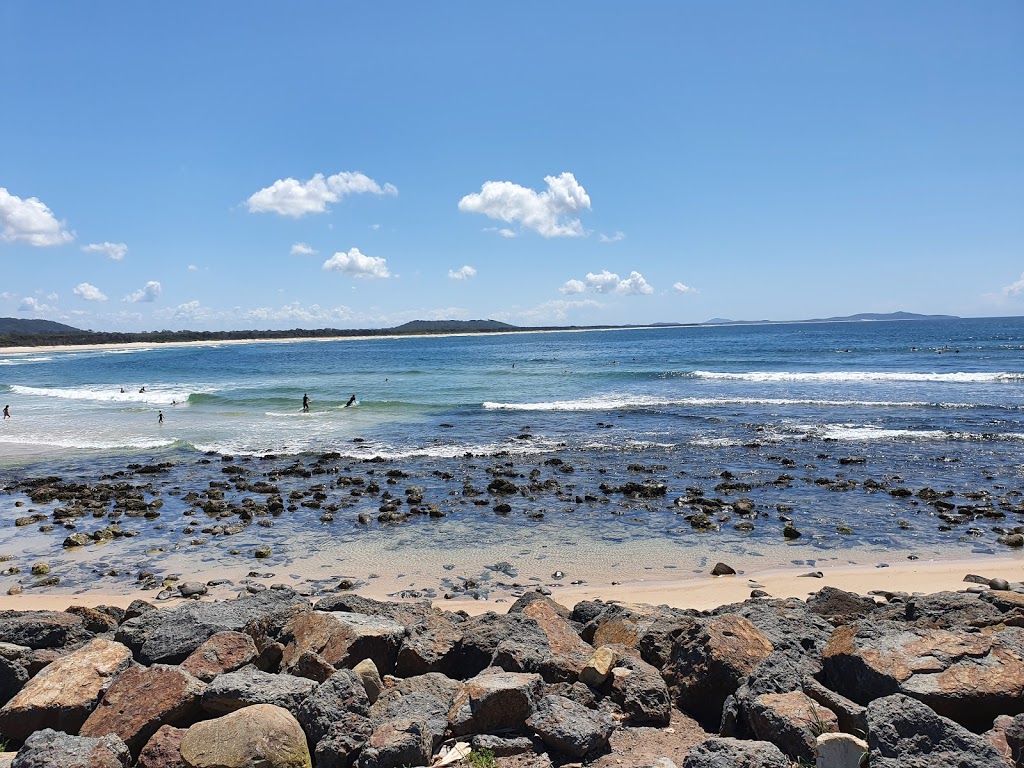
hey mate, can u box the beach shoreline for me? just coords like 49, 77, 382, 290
0, 553, 1018, 616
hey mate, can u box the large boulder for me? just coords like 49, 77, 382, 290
0, 656, 28, 708
578, 602, 693, 670
823, 621, 1024, 731
0, 610, 93, 650
295, 668, 370, 747
201, 666, 317, 717
370, 690, 450, 751
11, 728, 130, 768
866, 693, 1006, 767
448, 669, 544, 736
526, 694, 615, 759
280, 611, 405, 677
79, 664, 205, 756
357, 718, 432, 768
395, 611, 463, 677
681, 736, 790, 768
663, 615, 773, 728
450, 610, 587, 683
806, 587, 878, 625
314, 594, 433, 628
745, 691, 838, 763
0, 638, 133, 740
116, 589, 309, 665
874, 591, 1002, 629
608, 651, 671, 725
136, 725, 187, 768
310, 713, 373, 768
179, 703, 312, 768
180, 631, 258, 682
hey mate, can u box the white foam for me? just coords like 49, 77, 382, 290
690, 370, 1024, 383
482, 395, 994, 411
10, 384, 204, 405
0, 356, 52, 366
0, 435, 175, 450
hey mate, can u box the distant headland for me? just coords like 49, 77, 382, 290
0, 311, 966, 348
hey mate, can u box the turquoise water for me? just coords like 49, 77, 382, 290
3, 318, 1024, 461
1, 318, 1023, 596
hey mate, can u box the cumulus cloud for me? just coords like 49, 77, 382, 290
0, 187, 74, 247
448, 265, 477, 280
322, 248, 391, 279
82, 242, 127, 260
599, 231, 625, 243
73, 282, 107, 301
239, 302, 355, 323
559, 279, 586, 295
673, 282, 698, 294
290, 242, 317, 256
1001, 273, 1024, 298
246, 171, 398, 217
124, 280, 162, 303
18, 296, 55, 312
560, 270, 654, 296
187, 264, 199, 271
458, 172, 591, 238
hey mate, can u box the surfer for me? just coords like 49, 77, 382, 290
2, 405, 9, 419
345, 394, 356, 408
302, 393, 310, 412
139, 386, 146, 393
120, 388, 125, 393
158, 410, 164, 425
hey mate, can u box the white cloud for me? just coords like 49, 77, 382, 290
246, 171, 398, 217
18, 296, 55, 313
46, 292, 59, 302
1001, 273, 1024, 298
187, 264, 199, 271
448, 265, 477, 280
239, 302, 355, 323
370, 224, 381, 231
322, 248, 391, 279
599, 231, 625, 243
0, 292, 15, 300
82, 242, 127, 260
290, 242, 317, 256
458, 172, 591, 238
73, 282, 107, 301
124, 280, 162, 303
497, 299, 603, 325
0, 187, 74, 247
673, 282, 698, 294
562, 270, 655, 296
559, 279, 586, 295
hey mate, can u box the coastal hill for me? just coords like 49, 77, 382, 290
0, 317, 84, 335
0, 312, 965, 348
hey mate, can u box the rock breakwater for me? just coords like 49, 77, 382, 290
0, 575, 1023, 766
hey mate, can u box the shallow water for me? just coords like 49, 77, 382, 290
1, 318, 1022, 600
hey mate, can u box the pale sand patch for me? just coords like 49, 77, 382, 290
0, 556, 1019, 616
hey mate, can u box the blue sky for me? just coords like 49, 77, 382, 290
1, 2, 1021, 331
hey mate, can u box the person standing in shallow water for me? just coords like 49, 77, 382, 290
302, 393, 310, 412
345, 394, 356, 407
2, 405, 9, 419
158, 410, 163, 425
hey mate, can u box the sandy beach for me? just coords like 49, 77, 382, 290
0, 555, 1019, 616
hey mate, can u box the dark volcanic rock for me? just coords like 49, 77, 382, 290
526, 694, 615, 758
867, 693, 1005, 767
823, 620, 1024, 731
115, 588, 309, 664
0, 654, 28, 707
806, 586, 878, 624
296, 668, 370, 746
201, 665, 317, 717
0, 610, 92, 649
11, 728, 131, 768
681, 736, 790, 768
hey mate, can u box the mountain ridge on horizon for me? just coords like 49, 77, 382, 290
0, 311, 981, 347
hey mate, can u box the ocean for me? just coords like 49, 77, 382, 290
1, 317, 1023, 598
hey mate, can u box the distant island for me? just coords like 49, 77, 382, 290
0, 311, 965, 348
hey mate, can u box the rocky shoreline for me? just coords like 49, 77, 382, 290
2, 446, 1023, 602
0, 572, 1022, 767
